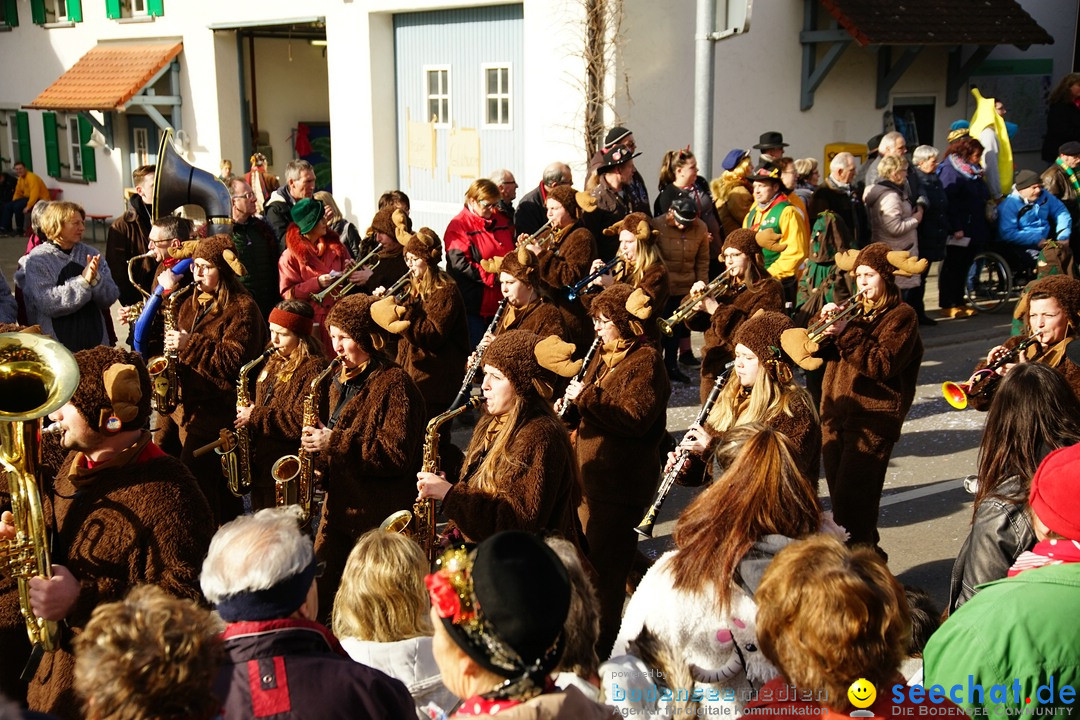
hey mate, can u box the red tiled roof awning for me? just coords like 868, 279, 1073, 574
26, 41, 183, 112
820, 0, 1053, 47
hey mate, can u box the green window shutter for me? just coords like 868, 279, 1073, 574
30, 0, 45, 24
78, 115, 96, 182
43, 113, 60, 178
67, 0, 82, 21
15, 112, 31, 170
4, 0, 19, 27
104, 0, 121, 19
147, 0, 163, 16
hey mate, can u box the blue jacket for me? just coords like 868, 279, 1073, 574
997, 189, 1072, 248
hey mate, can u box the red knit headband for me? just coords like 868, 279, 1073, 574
268, 308, 314, 337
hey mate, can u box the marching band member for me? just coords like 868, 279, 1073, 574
964, 274, 1080, 410
3, 346, 213, 717
120, 216, 195, 359
375, 226, 469, 423
686, 228, 785, 402
303, 294, 425, 609
278, 197, 355, 350
559, 284, 670, 658
359, 205, 411, 295
165, 235, 267, 525
416, 330, 583, 544
483, 245, 567, 340
590, 212, 670, 342
523, 185, 598, 351
235, 299, 327, 512
785, 242, 925, 554
676, 310, 820, 485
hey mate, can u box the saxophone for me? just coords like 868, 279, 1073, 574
272, 356, 342, 525
218, 347, 276, 497
125, 250, 155, 320
381, 396, 483, 562
147, 282, 195, 415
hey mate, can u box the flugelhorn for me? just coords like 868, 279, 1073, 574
780, 287, 870, 371
635, 361, 733, 538
310, 247, 381, 304
566, 257, 623, 301
658, 269, 742, 336
942, 332, 1042, 410
0, 333, 80, 673
517, 220, 559, 250
383, 272, 412, 303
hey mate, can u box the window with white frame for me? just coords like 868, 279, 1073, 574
50, 0, 73, 21
425, 67, 450, 128
483, 65, 511, 128
66, 116, 83, 178
2, 112, 19, 170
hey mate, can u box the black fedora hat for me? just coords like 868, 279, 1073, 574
753, 131, 789, 151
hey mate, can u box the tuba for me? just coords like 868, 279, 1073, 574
0, 333, 80, 668
382, 396, 483, 562
153, 129, 233, 235
273, 357, 342, 525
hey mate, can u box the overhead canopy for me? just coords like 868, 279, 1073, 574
25, 41, 183, 112
819, 0, 1053, 47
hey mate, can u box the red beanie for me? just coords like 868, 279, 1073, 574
1029, 444, 1080, 540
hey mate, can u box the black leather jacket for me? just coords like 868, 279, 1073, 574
948, 475, 1036, 615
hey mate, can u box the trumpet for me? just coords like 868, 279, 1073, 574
635, 361, 733, 538
658, 269, 742, 336
805, 286, 870, 344
517, 220, 556, 250
310, 247, 381, 304
942, 333, 1043, 410
566, 257, 623, 301
383, 272, 413, 303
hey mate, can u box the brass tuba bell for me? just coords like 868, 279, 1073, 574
0, 332, 80, 662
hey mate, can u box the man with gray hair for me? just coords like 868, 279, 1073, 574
863, 131, 909, 189
264, 159, 316, 247
205, 507, 415, 719
516, 161, 573, 236
490, 168, 519, 224
809, 151, 869, 249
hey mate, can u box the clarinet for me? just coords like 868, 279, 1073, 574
447, 299, 508, 411
556, 337, 601, 419
634, 361, 734, 538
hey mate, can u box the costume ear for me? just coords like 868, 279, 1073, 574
534, 335, 582, 378
626, 288, 653, 320
834, 249, 859, 273
576, 191, 598, 213
602, 220, 622, 236
779, 328, 823, 372
635, 220, 654, 243
391, 210, 410, 246
370, 296, 410, 334
222, 248, 247, 277
101, 363, 142, 424
479, 256, 504, 275
755, 228, 787, 254
169, 240, 199, 260
516, 244, 533, 266
886, 250, 928, 277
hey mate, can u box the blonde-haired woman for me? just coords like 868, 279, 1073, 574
16, 201, 119, 352
590, 212, 670, 343
416, 330, 582, 544
444, 178, 515, 348
710, 148, 754, 237
332, 530, 457, 717
677, 310, 820, 484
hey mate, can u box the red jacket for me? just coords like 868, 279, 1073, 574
444, 206, 515, 317
278, 227, 350, 349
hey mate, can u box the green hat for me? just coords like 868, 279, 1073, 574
290, 198, 324, 235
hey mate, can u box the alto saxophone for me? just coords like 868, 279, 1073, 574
147, 282, 195, 415
218, 347, 276, 497
382, 396, 483, 562
273, 356, 342, 525
125, 250, 155, 321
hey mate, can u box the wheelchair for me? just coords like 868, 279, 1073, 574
964, 242, 1037, 313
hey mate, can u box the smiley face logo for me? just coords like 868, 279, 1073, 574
847, 678, 876, 710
